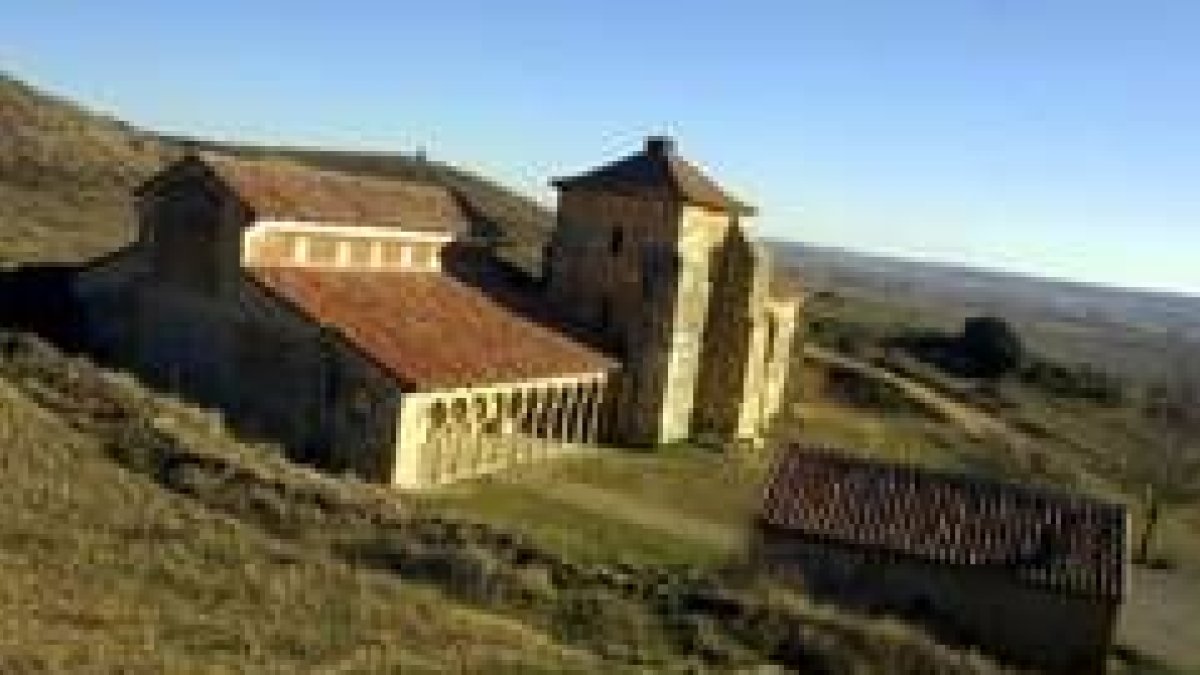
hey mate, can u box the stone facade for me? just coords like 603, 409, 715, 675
757, 448, 1128, 674
547, 137, 800, 445
754, 529, 1119, 673
75, 153, 621, 488
74, 139, 799, 488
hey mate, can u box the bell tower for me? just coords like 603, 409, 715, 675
547, 137, 757, 445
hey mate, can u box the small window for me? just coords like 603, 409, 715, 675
610, 227, 624, 256
598, 296, 612, 330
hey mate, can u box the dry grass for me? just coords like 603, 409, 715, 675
0, 378, 596, 674
0, 333, 1018, 674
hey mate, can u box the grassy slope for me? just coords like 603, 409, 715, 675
0, 74, 173, 265
0, 377, 589, 674
429, 356, 1195, 673
0, 333, 1014, 674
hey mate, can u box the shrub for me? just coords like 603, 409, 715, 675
958, 317, 1023, 379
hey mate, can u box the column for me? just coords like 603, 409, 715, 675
589, 379, 609, 444
447, 397, 467, 480
571, 382, 589, 445
392, 395, 430, 489
535, 386, 554, 459
472, 394, 488, 474
520, 389, 537, 464
293, 236, 309, 265
427, 400, 447, 486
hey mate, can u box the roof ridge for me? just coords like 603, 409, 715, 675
780, 444, 1124, 511
552, 137, 756, 216
200, 151, 451, 195
144, 152, 473, 234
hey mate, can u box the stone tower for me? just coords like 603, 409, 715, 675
547, 137, 799, 446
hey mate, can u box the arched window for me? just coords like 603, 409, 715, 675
610, 227, 624, 256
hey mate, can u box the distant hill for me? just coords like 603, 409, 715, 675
0, 73, 174, 263
777, 241, 1200, 380
0, 73, 551, 272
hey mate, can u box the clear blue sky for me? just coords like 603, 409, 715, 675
3, 1, 1198, 295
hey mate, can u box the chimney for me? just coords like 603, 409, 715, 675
645, 135, 675, 158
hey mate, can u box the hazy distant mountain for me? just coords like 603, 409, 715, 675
776, 241, 1200, 378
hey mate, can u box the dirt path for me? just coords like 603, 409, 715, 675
508, 477, 744, 553
803, 345, 1026, 443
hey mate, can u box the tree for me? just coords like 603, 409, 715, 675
1125, 369, 1200, 565
958, 316, 1023, 379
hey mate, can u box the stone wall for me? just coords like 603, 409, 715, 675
758, 297, 802, 431
547, 186, 801, 447
754, 527, 1117, 673
693, 228, 766, 440
74, 177, 405, 483
547, 188, 685, 444
654, 205, 733, 442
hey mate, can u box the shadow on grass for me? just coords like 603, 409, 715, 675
1111, 644, 1186, 675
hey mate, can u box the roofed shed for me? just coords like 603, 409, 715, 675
755, 446, 1129, 673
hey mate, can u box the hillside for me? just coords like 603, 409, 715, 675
0, 73, 550, 272
777, 242, 1200, 381
0, 73, 174, 263
0, 331, 1017, 674
0, 72, 1026, 673
3, 70, 1197, 672
0, 359, 591, 673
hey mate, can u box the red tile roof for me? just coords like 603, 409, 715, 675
196, 154, 472, 234
248, 267, 617, 390
760, 446, 1128, 599
552, 136, 755, 216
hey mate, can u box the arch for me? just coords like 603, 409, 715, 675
429, 399, 449, 429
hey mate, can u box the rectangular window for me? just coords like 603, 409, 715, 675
308, 237, 337, 264
349, 240, 372, 267
381, 241, 405, 267
410, 245, 430, 269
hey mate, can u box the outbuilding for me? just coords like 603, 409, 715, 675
754, 447, 1128, 673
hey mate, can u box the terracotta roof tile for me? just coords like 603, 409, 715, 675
552, 136, 755, 216
249, 267, 617, 390
760, 446, 1128, 599
199, 154, 472, 234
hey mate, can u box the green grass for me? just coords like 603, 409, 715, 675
422, 474, 729, 566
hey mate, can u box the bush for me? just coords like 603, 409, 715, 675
959, 317, 1022, 379
1019, 357, 1127, 404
